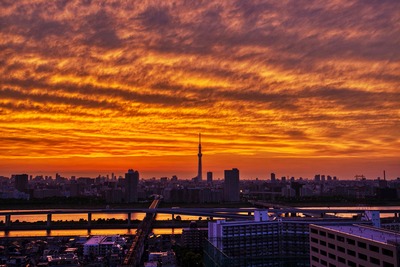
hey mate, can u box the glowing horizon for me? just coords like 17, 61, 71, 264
0, 1, 399, 179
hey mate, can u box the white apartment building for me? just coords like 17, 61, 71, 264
309, 224, 400, 267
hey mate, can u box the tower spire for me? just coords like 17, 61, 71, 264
197, 133, 202, 181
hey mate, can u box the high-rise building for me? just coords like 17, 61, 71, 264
182, 221, 208, 252
309, 224, 400, 267
205, 212, 376, 267
14, 174, 28, 193
125, 169, 139, 203
271, 172, 276, 183
197, 133, 202, 181
207, 171, 213, 184
224, 168, 240, 202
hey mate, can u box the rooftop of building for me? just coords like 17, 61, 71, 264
84, 235, 123, 246
85, 236, 105, 245
212, 216, 362, 226
183, 227, 208, 231
314, 224, 400, 245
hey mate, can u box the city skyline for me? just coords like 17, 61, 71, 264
1, 1, 399, 179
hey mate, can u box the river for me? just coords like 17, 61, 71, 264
0, 212, 205, 237
0, 212, 206, 222
1, 206, 398, 237
0, 228, 183, 238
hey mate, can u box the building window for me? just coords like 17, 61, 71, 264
358, 253, 367, 260
338, 257, 345, 263
328, 253, 336, 260
358, 241, 367, 249
319, 231, 326, 237
320, 259, 327, 266
311, 256, 319, 262
337, 246, 345, 253
311, 246, 318, 253
383, 261, 394, 267
320, 240, 326, 246
311, 228, 318, 234
328, 264, 336, 267
328, 233, 335, 239
320, 250, 327, 256
382, 248, 393, 257
347, 260, 356, 267
311, 237, 318, 243
369, 244, 379, 253
370, 257, 380, 265
346, 238, 355, 245
347, 249, 356, 257
328, 243, 335, 249
337, 235, 344, 242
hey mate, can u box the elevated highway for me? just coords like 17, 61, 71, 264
122, 198, 160, 266
1, 206, 398, 231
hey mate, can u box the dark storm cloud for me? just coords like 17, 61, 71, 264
305, 88, 400, 110
1, 76, 207, 108
0, 87, 118, 109
82, 9, 121, 48
139, 6, 172, 29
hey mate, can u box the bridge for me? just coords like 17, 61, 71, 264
1, 206, 399, 231
122, 198, 160, 266
0, 207, 254, 230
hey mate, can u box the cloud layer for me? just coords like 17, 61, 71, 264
1, 0, 399, 178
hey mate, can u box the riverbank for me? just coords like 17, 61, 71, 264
0, 219, 208, 231
0, 198, 254, 210
3, 197, 400, 210
262, 197, 400, 207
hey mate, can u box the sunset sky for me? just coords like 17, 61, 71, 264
1, 0, 399, 180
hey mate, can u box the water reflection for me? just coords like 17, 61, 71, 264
0, 228, 182, 238
1, 213, 209, 223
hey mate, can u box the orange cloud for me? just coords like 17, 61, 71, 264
0, 0, 399, 179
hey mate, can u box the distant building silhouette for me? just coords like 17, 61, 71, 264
207, 171, 213, 184
125, 169, 139, 203
14, 174, 28, 193
197, 133, 202, 181
224, 168, 240, 202
271, 172, 276, 183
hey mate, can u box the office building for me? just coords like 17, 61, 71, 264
271, 172, 276, 183
224, 168, 240, 202
125, 169, 139, 203
14, 174, 28, 193
205, 210, 375, 267
205, 211, 310, 266
207, 171, 213, 184
182, 221, 208, 252
309, 224, 400, 267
